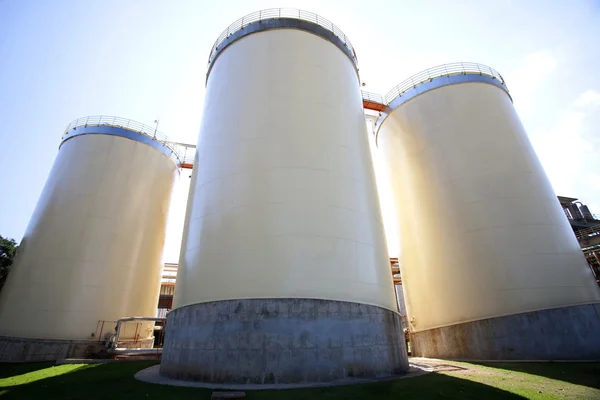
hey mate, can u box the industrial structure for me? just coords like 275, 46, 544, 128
159, 9, 408, 383
0, 118, 181, 360
559, 197, 600, 283
374, 64, 600, 360
157, 263, 178, 318
1, 6, 600, 385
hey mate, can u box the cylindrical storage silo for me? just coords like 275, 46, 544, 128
376, 63, 600, 360
161, 9, 408, 384
0, 117, 179, 361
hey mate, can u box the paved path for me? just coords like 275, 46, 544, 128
135, 362, 432, 390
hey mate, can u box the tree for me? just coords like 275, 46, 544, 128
0, 235, 19, 292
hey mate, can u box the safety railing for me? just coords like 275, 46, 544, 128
174, 142, 196, 167
576, 225, 600, 241
208, 8, 357, 68
361, 91, 384, 105
63, 116, 183, 166
383, 62, 507, 105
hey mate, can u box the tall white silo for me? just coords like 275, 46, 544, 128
0, 117, 179, 361
376, 63, 600, 360
160, 9, 408, 384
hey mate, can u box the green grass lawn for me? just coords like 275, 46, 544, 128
0, 360, 599, 399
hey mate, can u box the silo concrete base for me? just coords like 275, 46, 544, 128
0, 336, 108, 362
410, 302, 600, 360
160, 299, 409, 384
0, 335, 155, 362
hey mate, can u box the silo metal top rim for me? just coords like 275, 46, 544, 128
206, 8, 358, 79
61, 115, 184, 167
373, 62, 511, 143
382, 62, 509, 106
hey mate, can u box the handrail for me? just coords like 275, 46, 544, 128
207, 8, 357, 69
176, 142, 196, 167
63, 116, 186, 167
112, 316, 166, 350
576, 225, 600, 241
383, 62, 507, 105
361, 91, 384, 104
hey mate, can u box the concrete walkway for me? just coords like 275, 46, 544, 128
135, 362, 432, 390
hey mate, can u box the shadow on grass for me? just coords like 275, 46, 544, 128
0, 362, 207, 400
0, 361, 528, 400
0, 362, 54, 379
244, 372, 528, 400
472, 362, 600, 390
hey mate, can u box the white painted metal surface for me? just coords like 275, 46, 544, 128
174, 29, 397, 311
377, 81, 600, 332
0, 133, 177, 341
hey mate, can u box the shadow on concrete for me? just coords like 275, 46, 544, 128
472, 362, 600, 391
0, 360, 530, 400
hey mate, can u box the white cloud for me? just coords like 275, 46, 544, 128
573, 89, 600, 108
532, 89, 600, 214
508, 50, 557, 115
509, 51, 600, 214
523, 51, 558, 75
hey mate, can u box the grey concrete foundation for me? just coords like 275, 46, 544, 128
410, 303, 600, 360
0, 336, 107, 362
0, 336, 154, 362
140, 362, 429, 390
160, 298, 409, 384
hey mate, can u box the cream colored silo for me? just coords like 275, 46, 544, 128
161, 9, 408, 384
0, 117, 179, 361
376, 63, 600, 360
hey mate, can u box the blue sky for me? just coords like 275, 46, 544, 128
1, 0, 600, 261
